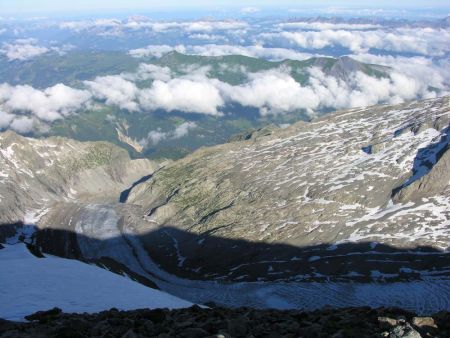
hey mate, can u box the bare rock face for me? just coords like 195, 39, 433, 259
0, 131, 158, 225
127, 96, 450, 281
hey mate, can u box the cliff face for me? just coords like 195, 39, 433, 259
126, 96, 450, 280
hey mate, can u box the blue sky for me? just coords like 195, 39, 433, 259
1, 0, 449, 15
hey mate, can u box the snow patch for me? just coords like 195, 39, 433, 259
0, 244, 192, 321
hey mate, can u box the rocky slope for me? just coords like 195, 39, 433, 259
126, 96, 450, 281
0, 130, 158, 231
1, 306, 449, 338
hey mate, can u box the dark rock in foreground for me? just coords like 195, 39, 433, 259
1, 306, 449, 337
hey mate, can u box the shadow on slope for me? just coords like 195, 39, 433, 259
392, 125, 450, 196
0, 223, 447, 285
119, 174, 153, 203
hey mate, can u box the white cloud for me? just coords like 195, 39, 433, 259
128, 45, 187, 58
14, 38, 38, 44
9, 116, 34, 133
1, 42, 444, 134
51, 43, 75, 56
145, 129, 167, 145
0, 40, 49, 61
83, 54, 443, 117
129, 44, 316, 61
173, 121, 196, 138
59, 19, 121, 32
220, 70, 320, 114
84, 76, 139, 111
0, 39, 74, 61
81, 65, 223, 115
60, 18, 248, 34
189, 44, 316, 61
139, 78, 224, 115
261, 28, 450, 56
139, 121, 197, 147
183, 20, 248, 33
0, 83, 91, 124
350, 54, 450, 92
188, 33, 228, 42
276, 22, 381, 31
304, 67, 436, 110
132, 63, 172, 82
116, 59, 439, 116
0, 110, 14, 129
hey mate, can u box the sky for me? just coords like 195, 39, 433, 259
1, 0, 449, 15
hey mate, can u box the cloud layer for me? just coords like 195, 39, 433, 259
2, 52, 445, 134
1, 16, 449, 133
260, 27, 450, 56
129, 44, 317, 61
59, 18, 248, 34
84, 76, 139, 111
51, 16, 450, 58
0, 39, 74, 61
0, 83, 91, 132
84, 60, 442, 117
0, 39, 49, 61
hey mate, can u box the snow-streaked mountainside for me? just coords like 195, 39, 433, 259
0, 243, 192, 321
127, 96, 450, 281
1, 96, 450, 315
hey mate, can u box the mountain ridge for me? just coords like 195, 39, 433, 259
0, 130, 159, 225
125, 95, 450, 280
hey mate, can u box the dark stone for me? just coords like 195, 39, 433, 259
25, 307, 62, 322
1, 307, 450, 338
188, 305, 203, 313
298, 323, 323, 337
0, 318, 16, 332
139, 309, 166, 323
179, 327, 209, 338
25, 243, 45, 258
227, 318, 248, 336
142, 321, 157, 336
120, 329, 138, 338
203, 301, 217, 308
53, 325, 86, 338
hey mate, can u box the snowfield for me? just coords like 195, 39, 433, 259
0, 244, 193, 321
